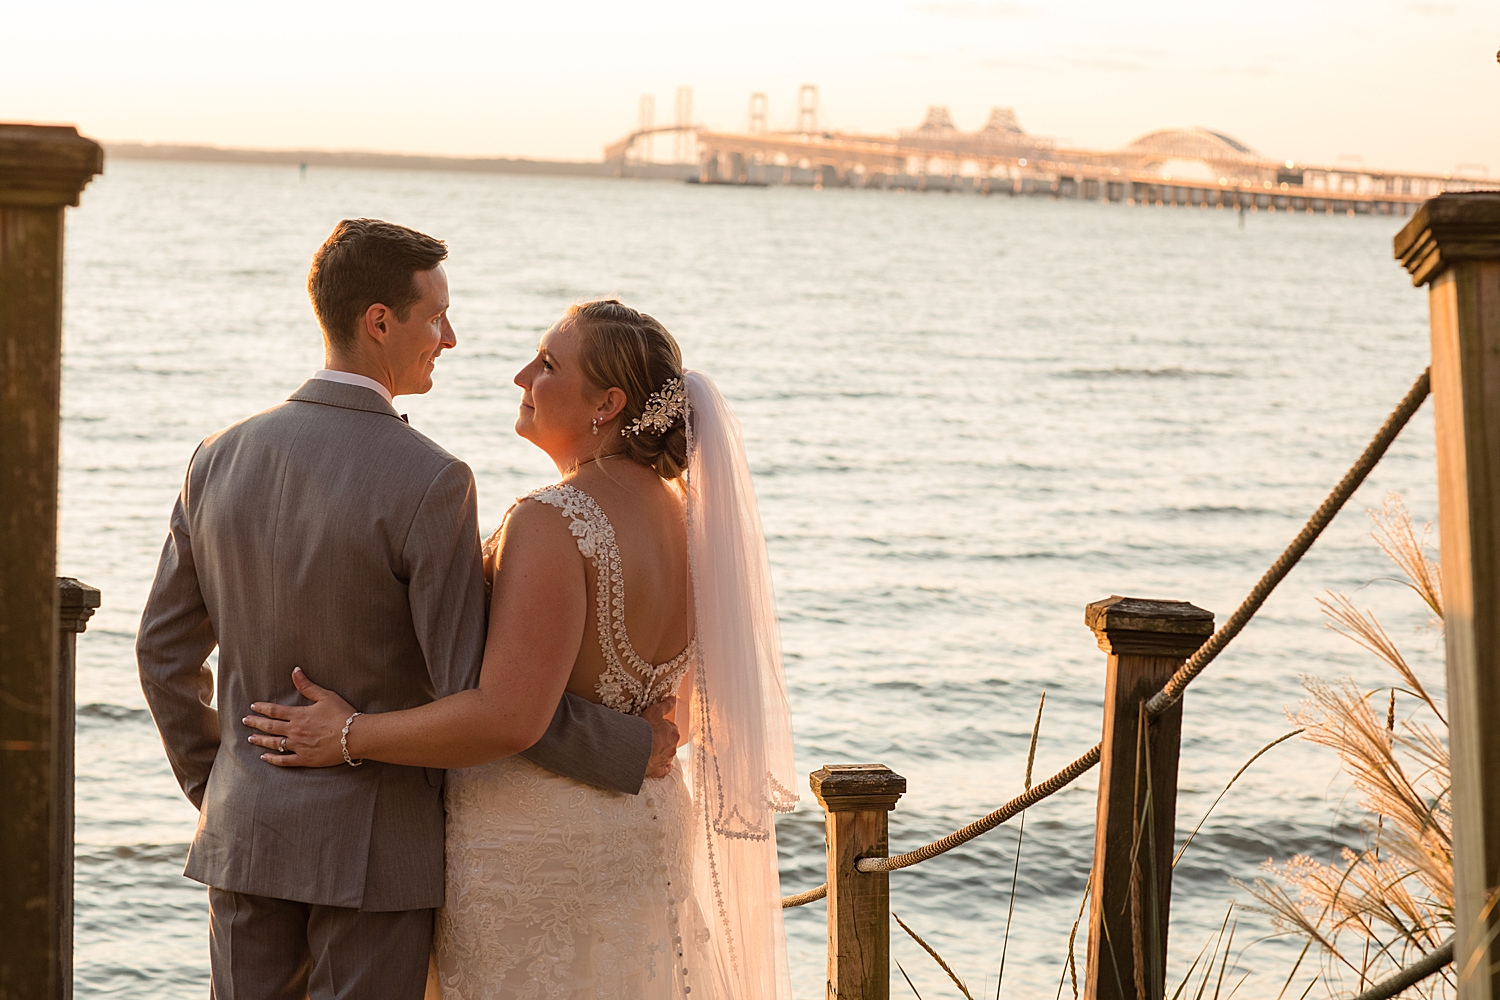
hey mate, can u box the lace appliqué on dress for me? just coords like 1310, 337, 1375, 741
435, 758, 714, 1000
440, 484, 715, 999
524, 484, 696, 717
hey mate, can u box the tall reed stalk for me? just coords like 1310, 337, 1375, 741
1241, 494, 1453, 998
896, 694, 1045, 999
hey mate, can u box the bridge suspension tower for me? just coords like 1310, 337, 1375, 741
748, 92, 768, 134
634, 94, 654, 162
797, 84, 818, 134
674, 86, 694, 164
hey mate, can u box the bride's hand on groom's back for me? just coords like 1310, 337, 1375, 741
243, 667, 356, 767
642, 697, 679, 779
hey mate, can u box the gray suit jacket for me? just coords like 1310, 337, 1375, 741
137, 379, 652, 911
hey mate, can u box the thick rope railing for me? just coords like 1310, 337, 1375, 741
782, 368, 1432, 904
1145, 368, 1434, 717
860, 745, 1103, 875
780, 884, 828, 907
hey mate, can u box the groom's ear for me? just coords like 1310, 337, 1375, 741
362, 302, 392, 345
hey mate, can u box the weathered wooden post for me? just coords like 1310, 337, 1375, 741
1395, 192, 1500, 1000
811, 764, 907, 1000
1082, 596, 1214, 1000
51, 579, 99, 998
0, 124, 103, 1000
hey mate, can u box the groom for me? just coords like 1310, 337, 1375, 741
137, 218, 678, 999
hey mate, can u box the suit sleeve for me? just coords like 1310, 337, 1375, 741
137, 452, 220, 810
404, 460, 490, 699
405, 460, 652, 794
520, 694, 652, 795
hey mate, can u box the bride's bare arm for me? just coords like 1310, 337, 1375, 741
243, 502, 587, 768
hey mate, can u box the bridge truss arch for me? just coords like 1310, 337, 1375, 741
1122, 127, 1264, 167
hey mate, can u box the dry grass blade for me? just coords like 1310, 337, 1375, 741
1025, 692, 1045, 788
1191, 905, 1235, 1000
1317, 592, 1444, 724
1054, 874, 1091, 1000
1128, 702, 1155, 1000
1211, 917, 1238, 1000
1293, 678, 1453, 912
997, 692, 1046, 1000
895, 912, 976, 1000
1175, 728, 1304, 868
1274, 937, 1314, 1000
1167, 935, 1214, 1000
1254, 505, 1455, 996
897, 960, 927, 1000
1240, 868, 1376, 978
1456, 883, 1500, 987
1370, 493, 1442, 620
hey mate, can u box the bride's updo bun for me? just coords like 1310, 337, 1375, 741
567, 299, 688, 481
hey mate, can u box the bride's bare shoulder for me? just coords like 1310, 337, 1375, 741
499, 493, 581, 546
483, 492, 587, 596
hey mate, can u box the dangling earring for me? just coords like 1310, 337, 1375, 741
591, 419, 600, 436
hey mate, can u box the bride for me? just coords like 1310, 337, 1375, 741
243, 300, 798, 999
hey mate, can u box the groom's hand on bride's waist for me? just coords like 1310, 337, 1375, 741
642, 697, 678, 780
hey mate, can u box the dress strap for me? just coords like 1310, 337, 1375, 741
524, 484, 697, 715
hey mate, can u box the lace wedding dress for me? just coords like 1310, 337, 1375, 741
430, 372, 797, 1000
431, 485, 720, 1000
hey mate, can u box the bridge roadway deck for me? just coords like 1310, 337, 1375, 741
607, 126, 1490, 215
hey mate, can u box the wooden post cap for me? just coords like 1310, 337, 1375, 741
1085, 595, 1214, 658
57, 577, 101, 634
0, 124, 104, 207
1394, 192, 1500, 287
810, 764, 907, 812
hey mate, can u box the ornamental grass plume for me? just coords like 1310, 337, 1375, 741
1240, 494, 1453, 998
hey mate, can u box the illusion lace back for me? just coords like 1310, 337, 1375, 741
525, 484, 697, 714
430, 484, 720, 1000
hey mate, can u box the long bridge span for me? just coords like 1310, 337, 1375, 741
606, 94, 1493, 216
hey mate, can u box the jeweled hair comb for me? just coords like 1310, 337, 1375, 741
622, 377, 687, 437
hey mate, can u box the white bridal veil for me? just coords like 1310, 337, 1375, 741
680, 370, 798, 1000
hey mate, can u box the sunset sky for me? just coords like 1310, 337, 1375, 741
6, 0, 1497, 176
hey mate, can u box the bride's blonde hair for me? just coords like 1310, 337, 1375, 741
566, 300, 688, 480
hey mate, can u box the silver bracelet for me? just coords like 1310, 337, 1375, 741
341, 712, 364, 767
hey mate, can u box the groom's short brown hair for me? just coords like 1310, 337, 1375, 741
308, 219, 448, 349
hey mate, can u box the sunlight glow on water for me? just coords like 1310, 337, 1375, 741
62, 160, 1439, 998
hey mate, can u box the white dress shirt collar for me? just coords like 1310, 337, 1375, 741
313, 369, 395, 407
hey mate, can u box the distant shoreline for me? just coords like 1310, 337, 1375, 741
104, 142, 694, 180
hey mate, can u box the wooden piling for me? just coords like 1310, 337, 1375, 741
1396, 192, 1500, 1000
51, 579, 99, 1000
0, 123, 103, 1000
811, 764, 907, 1000
1082, 596, 1214, 1000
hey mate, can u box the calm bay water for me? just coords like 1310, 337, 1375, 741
61, 159, 1441, 998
